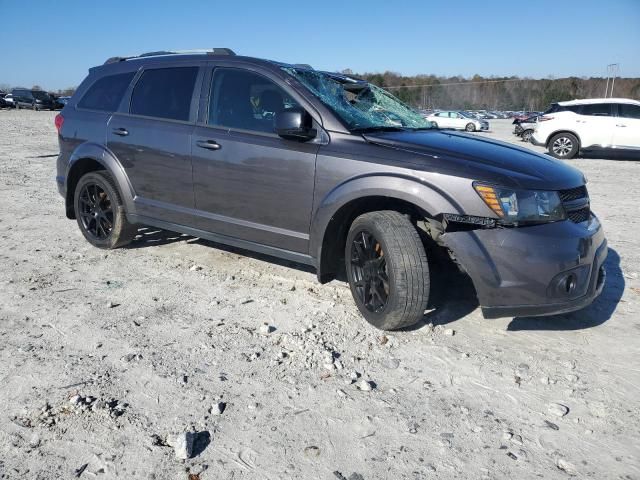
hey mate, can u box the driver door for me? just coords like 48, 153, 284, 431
190, 67, 319, 253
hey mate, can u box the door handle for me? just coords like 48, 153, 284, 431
196, 140, 221, 150
616, 124, 627, 127
112, 128, 129, 136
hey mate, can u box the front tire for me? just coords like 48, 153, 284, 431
522, 129, 533, 142
465, 123, 476, 132
548, 132, 579, 159
74, 171, 136, 249
345, 211, 430, 330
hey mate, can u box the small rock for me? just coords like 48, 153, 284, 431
304, 445, 321, 458
69, 395, 81, 405
210, 402, 226, 415
471, 426, 483, 433
510, 434, 523, 445
334, 360, 344, 370
443, 328, 455, 336
190, 265, 203, 271
357, 380, 373, 392
548, 403, 569, 417
169, 432, 196, 460
565, 374, 579, 383
259, 323, 275, 335
502, 431, 513, 441
544, 420, 559, 430
556, 458, 578, 476
540, 376, 550, 385
106, 301, 118, 308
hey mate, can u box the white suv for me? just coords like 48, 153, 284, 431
532, 98, 640, 159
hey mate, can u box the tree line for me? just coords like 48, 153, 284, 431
345, 71, 640, 111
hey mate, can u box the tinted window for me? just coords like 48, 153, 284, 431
580, 103, 611, 116
209, 68, 300, 133
78, 72, 135, 112
618, 104, 640, 119
130, 67, 198, 121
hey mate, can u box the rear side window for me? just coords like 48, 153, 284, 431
580, 103, 612, 116
130, 67, 198, 121
78, 72, 135, 112
618, 104, 640, 119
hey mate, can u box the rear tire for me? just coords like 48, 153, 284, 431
74, 171, 136, 249
465, 122, 476, 132
345, 211, 430, 330
548, 132, 579, 159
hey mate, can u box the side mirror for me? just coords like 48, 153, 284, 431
275, 107, 316, 141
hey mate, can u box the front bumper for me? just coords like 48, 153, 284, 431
530, 133, 545, 147
442, 216, 607, 319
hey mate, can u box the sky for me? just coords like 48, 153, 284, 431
1, 0, 639, 90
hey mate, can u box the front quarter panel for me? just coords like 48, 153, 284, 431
309, 133, 495, 260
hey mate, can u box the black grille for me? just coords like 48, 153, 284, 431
559, 185, 591, 223
559, 186, 588, 202
567, 207, 590, 223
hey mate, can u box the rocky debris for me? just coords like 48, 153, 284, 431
443, 328, 455, 336
304, 445, 321, 458
209, 402, 226, 415
556, 458, 578, 476
121, 353, 143, 363
167, 432, 196, 460
544, 420, 560, 430
548, 403, 569, 417
73, 463, 88, 477
259, 323, 275, 335
334, 472, 365, 480
189, 265, 203, 271
106, 301, 119, 308
357, 379, 374, 392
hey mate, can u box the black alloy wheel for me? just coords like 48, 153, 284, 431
348, 230, 389, 313
78, 182, 114, 241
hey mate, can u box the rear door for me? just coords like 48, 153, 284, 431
612, 103, 640, 149
190, 66, 319, 253
576, 103, 616, 148
106, 65, 201, 224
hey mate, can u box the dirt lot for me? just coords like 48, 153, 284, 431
1, 110, 639, 480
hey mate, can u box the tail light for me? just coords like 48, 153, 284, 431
54, 113, 64, 133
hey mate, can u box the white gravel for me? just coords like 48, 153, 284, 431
1, 110, 639, 479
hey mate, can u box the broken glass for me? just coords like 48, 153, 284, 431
283, 68, 433, 132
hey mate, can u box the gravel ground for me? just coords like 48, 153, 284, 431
1, 110, 639, 480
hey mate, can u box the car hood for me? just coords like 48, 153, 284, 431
363, 129, 585, 190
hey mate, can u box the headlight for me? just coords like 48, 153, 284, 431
474, 183, 566, 225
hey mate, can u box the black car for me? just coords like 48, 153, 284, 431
12, 88, 57, 110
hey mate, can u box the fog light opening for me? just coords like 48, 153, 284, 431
564, 274, 577, 294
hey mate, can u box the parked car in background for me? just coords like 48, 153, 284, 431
513, 113, 540, 142
57, 96, 71, 106
12, 88, 58, 110
427, 110, 489, 131
2, 93, 15, 108
532, 98, 640, 158
55, 48, 605, 330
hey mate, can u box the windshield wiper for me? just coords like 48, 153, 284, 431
351, 126, 406, 134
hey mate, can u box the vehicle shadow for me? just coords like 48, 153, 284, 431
126, 227, 193, 249
402, 254, 479, 331
507, 247, 624, 331
191, 237, 317, 273
580, 151, 640, 161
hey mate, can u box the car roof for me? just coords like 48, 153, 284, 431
557, 97, 640, 106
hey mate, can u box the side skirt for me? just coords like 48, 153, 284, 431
127, 214, 317, 268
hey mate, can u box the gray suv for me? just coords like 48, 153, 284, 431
55, 49, 607, 330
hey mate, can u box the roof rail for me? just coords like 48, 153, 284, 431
104, 48, 236, 65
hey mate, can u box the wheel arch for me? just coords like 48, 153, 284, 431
311, 175, 462, 283
65, 143, 135, 219
546, 129, 581, 149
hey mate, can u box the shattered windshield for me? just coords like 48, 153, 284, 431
282, 67, 433, 132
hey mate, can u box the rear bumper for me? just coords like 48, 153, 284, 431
442, 216, 607, 319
